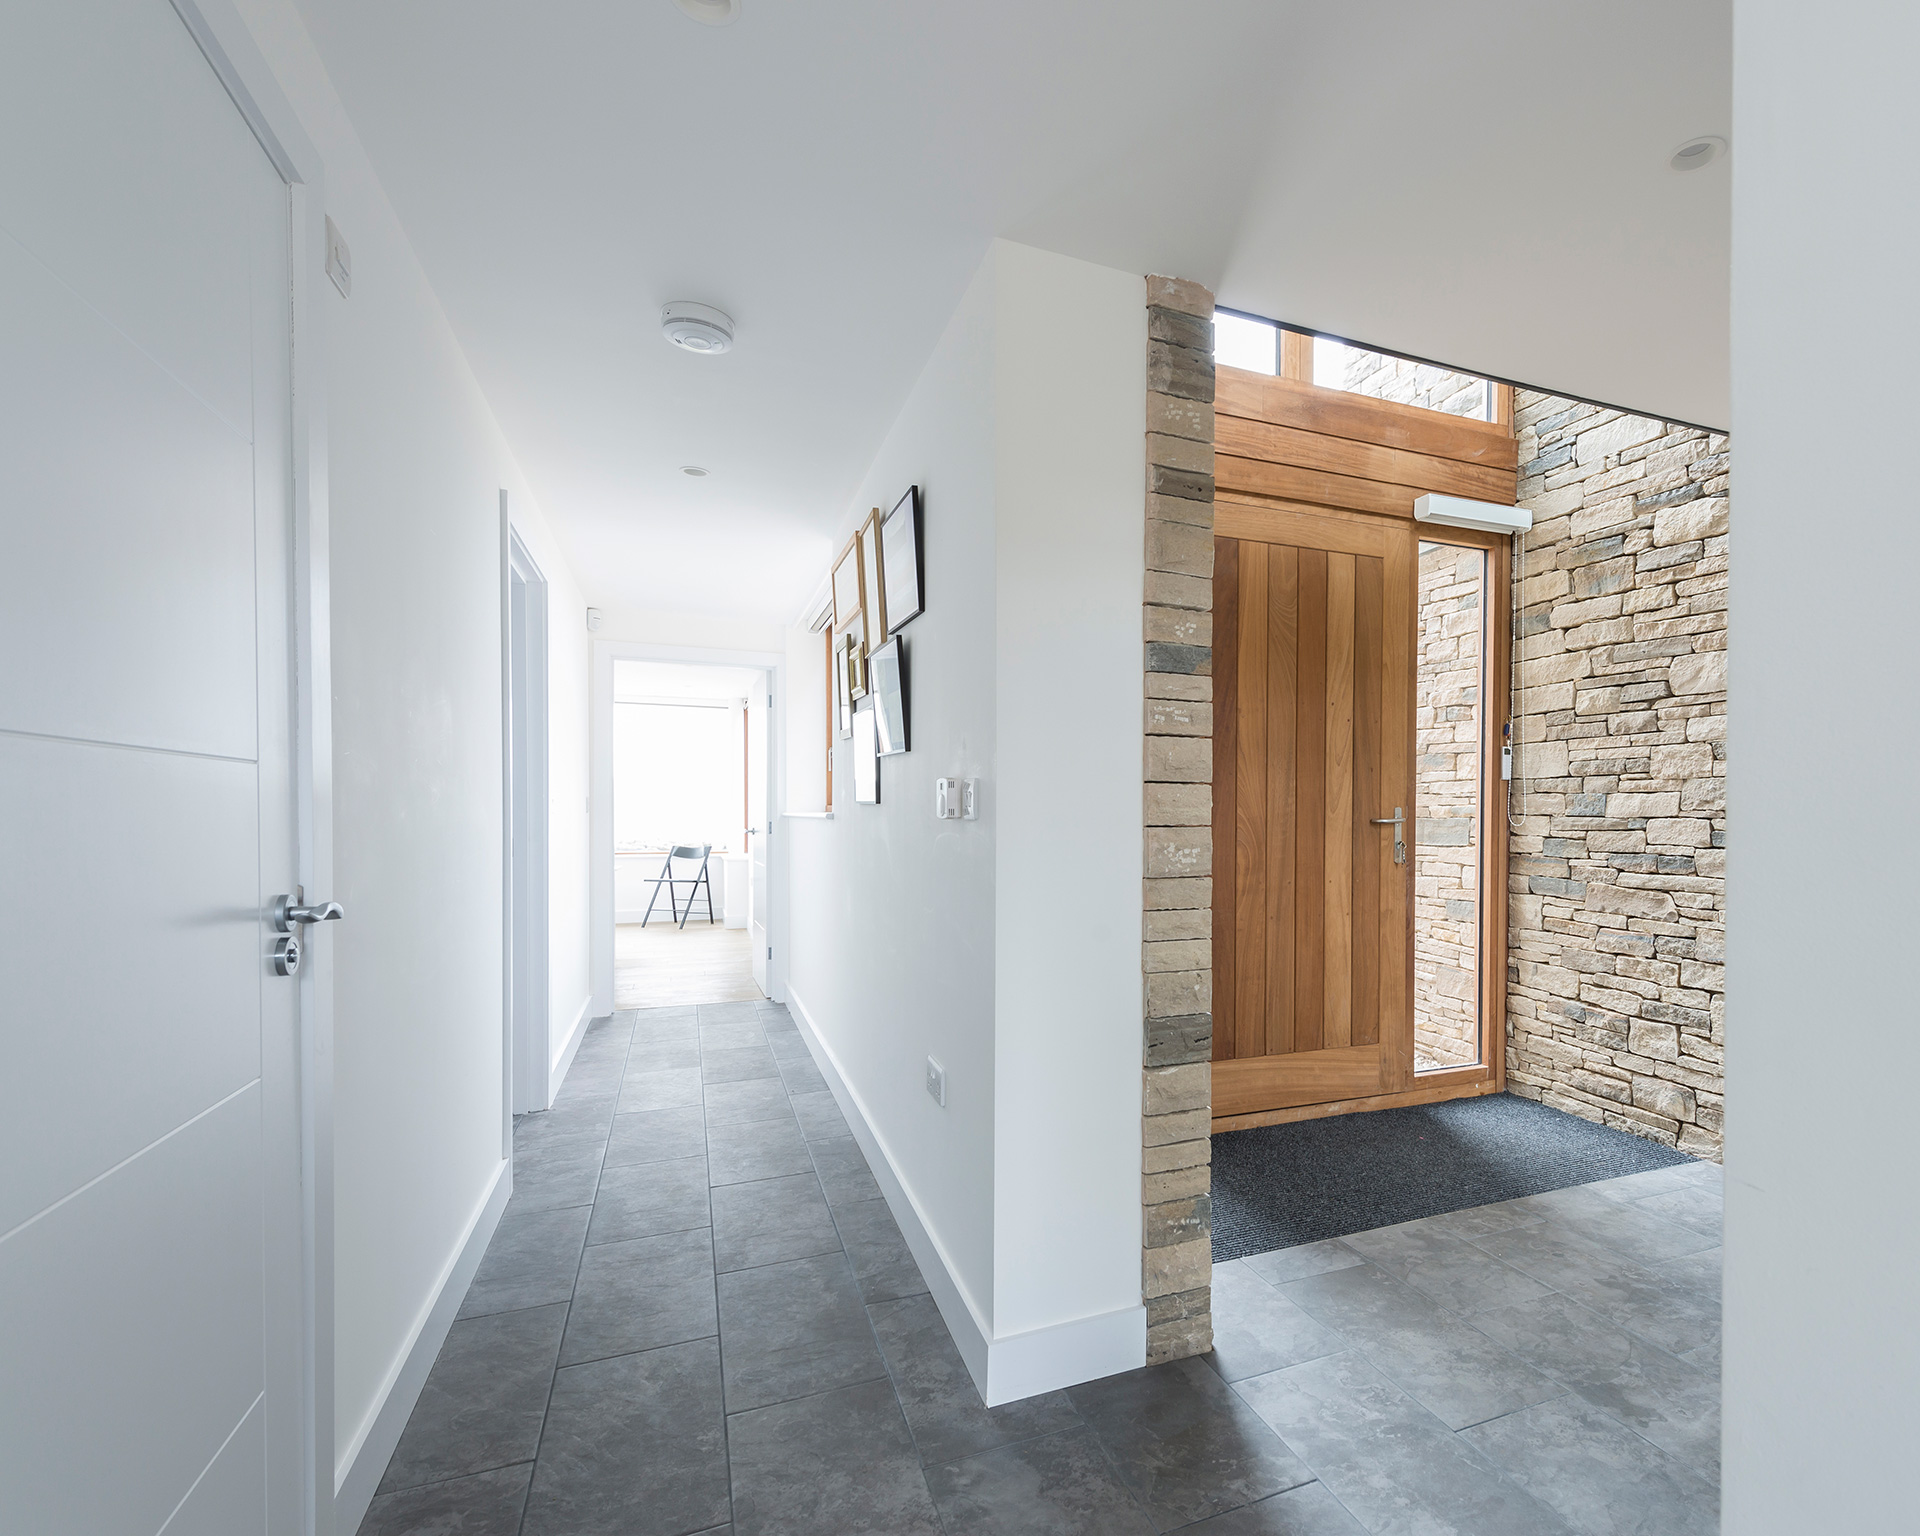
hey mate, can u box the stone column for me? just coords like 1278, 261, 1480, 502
1141, 275, 1215, 1365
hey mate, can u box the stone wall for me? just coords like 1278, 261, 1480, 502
1333, 345, 1491, 420
1414, 543, 1486, 1069
1139, 275, 1217, 1365
1505, 392, 1728, 1158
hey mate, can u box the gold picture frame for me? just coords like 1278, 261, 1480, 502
831, 529, 867, 651
859, 507, 886, 646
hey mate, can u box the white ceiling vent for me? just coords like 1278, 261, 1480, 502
662, 301, 735, 354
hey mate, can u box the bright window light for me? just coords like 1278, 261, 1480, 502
1213, 311, 1277, 375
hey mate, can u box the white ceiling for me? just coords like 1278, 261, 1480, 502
295, 0, 1729, 629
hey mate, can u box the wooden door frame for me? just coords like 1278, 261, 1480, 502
1209, 365, 1514, 1132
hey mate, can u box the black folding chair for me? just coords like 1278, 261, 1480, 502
640, 844, 716, 929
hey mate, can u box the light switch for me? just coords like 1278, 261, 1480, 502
935, 778, 961, 819
324, 215, 351, 298
962, 778, 979, 820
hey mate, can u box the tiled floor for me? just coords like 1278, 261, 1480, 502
359, 1004, 1722, 1536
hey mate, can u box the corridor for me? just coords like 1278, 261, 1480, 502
359, 1006, 1722, 1536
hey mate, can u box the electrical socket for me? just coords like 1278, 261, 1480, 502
924, 1056, 946, 1108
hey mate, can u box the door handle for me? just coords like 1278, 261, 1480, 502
1370, 808, 1407, 866
272, 894, 345, 933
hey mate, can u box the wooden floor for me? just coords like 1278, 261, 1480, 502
614, 920, 763, 1009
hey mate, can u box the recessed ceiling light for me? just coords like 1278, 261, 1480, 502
662, 301, 734, 354
673, 0, 738, 26
681, 465, 709, 477
1669, 136, 1726, 172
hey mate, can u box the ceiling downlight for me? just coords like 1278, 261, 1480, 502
1669, 136, 1726, 172
673, 0, 739, 26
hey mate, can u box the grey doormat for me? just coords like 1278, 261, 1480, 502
1210, 1092, 1696, 1262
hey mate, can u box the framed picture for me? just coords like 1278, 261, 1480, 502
859, 508, 886, 644
880, 486, 922, 631
833, 632, 853, 737
840, 628, 868, 702
870, 637, 908, 756
852, 703, 879, 803
831, 531, 866, 650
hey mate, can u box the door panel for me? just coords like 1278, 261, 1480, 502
0, 2, 297, 1530
1213, 507, 1414, 1117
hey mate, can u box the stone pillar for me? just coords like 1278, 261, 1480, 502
1141, 275, 1215, 1365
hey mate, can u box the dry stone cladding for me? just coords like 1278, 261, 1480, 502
1334, 347, 1492, 420
1141, 274, 1216, 1365
1505, 390, 1728, 1158
1413, 544, 1486, 1069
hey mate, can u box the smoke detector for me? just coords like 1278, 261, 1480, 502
1669, 136, 1726, 172
674, 0, 739, 24
662, 301, 735, 354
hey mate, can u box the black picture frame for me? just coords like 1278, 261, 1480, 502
880, 485, 923, 631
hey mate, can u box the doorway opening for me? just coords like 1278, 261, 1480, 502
1208, 319, 1514, 1130
611, 658, 770, 1008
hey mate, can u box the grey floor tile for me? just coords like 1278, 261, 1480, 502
1542, 1198, 1720, 1270
509, 1146, 605, 1216
522, 1338, 731, 1536
560, 1227, 717, 1366
1232, 1351, 1573, 1536
620, 1067, 705, 1113
1634, 1186, 1722, 1241
1469, 1224, 1720, 1357
1279, 1263, 1563, 1431
699, 1001, 763, 1024
764, 1027, 813, 1064
513, 1121, 610, 1170
702, 1045, 781, 1084
924, 1425, 1157, 1535
1206, 1261, 1345, 1383
1171, 1481, 1369, 1534
630, 1022, 700, 1053
777, 1056, 831, 1097
515, 1102, 618, 1156
834, 1195, 928, 1303
788, 1089, 850, 1142
868, 1293, 1080, 1465
358, 1463, 531, 1536
716, 1250, 887, 1412
623, 1039, 703, 1072
556, 1066, 626, 1106
1338, 1219, 1553, 1317
1468, 1293, 1721, 1479
1415, 1201, 1548, 1242
587, 1156, 710, 1245
705, 1077, 797, 1128
708, 1117, 815, 1187
1676, 1160, 1722, 1189
1070, 1354, 1313, 1530
1462, 1396, 1719, 1535
711, 1172, 841, 1273
459, 1205, 590, 1319
1239, 1241, 1365, 1288
604, 1106, 707, 1169
727, 1376, 942, 1536
1583, 1166, 1703, 1205
378, 1302, 566, 1494
809, 1135, 883, 1208
700, 1021, 768, 1052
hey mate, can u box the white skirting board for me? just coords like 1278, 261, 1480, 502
784, 987, 1145, 1406
332, 1157, 512, 1535
549, 993, 595, 1106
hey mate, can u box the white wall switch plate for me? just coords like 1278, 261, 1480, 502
324, 215, 351, 298
935, 778, 960, 819
925, 1056, 946, 1107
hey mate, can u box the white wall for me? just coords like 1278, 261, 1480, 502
1723, 3, 1920, 1527
787, 250, 1002, 1332
989, 245, 1146, 1347
786, 240, 1147, 1399
233, 0, 591, 1511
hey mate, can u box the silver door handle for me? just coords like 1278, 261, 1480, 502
272, 895, 345, 933
1370, 808, 1407, 865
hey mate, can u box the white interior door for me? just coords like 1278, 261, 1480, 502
0, 3, 302, 1531
748, 681, 769, 992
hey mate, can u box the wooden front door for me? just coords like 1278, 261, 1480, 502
1212, 504, 1415, 1120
